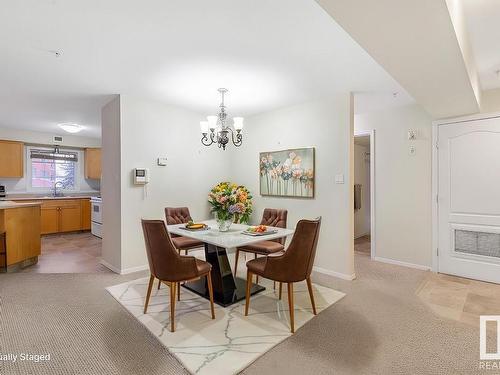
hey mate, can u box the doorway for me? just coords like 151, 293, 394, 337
354, 132, 374, 257
434, 115, 500, 284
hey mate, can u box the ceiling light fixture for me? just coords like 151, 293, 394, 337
58, 123, 84, 134
200, 88, 243, 150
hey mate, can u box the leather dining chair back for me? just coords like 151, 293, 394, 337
234, 208, 288, 278
141, 219, 215, 332
165, 207, 193, 225
142, 219, 198, 282
244, 217, 322, 333
260, 208, 288, 245
263, 217, 321, 282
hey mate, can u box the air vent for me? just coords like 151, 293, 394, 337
53, 136, 63, 144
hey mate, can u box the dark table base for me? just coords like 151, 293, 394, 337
182, 242, 266, 307
183, 277, 265, 307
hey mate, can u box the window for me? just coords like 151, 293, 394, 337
28, 147, 79, 191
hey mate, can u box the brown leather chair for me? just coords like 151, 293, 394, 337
141, 219, 215, 332
244, 217, 321, 333
165, 207, 204, 255
234, 208, 288, 278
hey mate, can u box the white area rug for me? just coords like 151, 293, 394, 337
107, 275, 344, 375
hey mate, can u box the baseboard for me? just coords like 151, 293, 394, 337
99, 259, 121, 274
373, 256, 431, 271
313, 266, 356, 281
99, 259, 150, 275
120, 264, 150, 275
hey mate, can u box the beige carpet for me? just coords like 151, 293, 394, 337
0, 255, 493, 374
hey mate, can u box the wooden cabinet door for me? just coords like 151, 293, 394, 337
59, 201, 82, 232
81, 199, 91, 230
85, 148, 101, 179
0, 140, 24, 177
41, 206, 60, 235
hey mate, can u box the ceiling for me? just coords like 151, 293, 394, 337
0, 0, 411, 138
317, 0, 481, 119
461, 0, 500, 90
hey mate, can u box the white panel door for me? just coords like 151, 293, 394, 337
438, 117, 500, 283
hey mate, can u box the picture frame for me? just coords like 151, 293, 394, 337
259, 147, 315, 198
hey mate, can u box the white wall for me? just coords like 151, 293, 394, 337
102, 95, 231, 272
481, 89, 500, 114
101, 96, 122, 271
354, 142, 370, 238
229, 94, 355, 280
0, 127, 101, 194
355, 104, 433, 268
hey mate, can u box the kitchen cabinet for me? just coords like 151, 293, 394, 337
14, 198, 91, 235
0, 140, 24, 178
59, 200, 82, 232
0, 203, 41, 268
40, 205, 59, 234
85, 148, 101, 179
81, 199, 91, 230
39, 200, 81, 234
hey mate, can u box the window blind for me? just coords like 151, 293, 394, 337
30, 149, 78, 162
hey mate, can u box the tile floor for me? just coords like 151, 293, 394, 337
21, 231, 110, 273
417, 272, 500, 329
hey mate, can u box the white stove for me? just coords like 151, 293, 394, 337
90, 197, 102, 238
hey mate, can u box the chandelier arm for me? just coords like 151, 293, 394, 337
229, 127, 243, 147
201, 132, 215, 146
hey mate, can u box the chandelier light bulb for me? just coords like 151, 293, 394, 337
200, 121, 209, 134
233, 117, 244, 131
207, 116, 218, 130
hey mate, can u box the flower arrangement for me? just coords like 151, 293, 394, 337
208, 182, 253, 229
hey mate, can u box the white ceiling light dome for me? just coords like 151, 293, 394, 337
58, 123, 84, 134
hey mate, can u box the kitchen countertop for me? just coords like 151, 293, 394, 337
0, 201, 42, 209
1, 194, 100, 201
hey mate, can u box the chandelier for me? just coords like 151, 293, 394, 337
200, 88, 244, 150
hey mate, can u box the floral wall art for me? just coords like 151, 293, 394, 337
259, 147, 315, 198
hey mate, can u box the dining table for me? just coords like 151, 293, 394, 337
168, 219, 294, 307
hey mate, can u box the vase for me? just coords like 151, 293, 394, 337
215, 213, 234, 232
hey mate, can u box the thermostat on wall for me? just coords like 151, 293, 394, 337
157, 157, 167, 166
133, 168, 149, 185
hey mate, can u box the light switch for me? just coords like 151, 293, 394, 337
335, 174, 345, 184
157, 157, 168, 166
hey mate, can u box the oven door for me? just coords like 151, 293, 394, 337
91, 202, 102, 224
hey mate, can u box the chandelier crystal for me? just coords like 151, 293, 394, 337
200, 88, 243, 150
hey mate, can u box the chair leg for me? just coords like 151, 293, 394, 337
144, 274, 154, 314
185, 249, 188, 256
169, 282, 176, 332
254, 254, 259, 284
279, 282, 282, 300
306, 277, 317, 315
157, 279, 161, 290
245, 270, 253, 316
234, 249, 240, 277
177, 282, 181, 301
207, 271, 215, 319
287, 282, 295, 333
